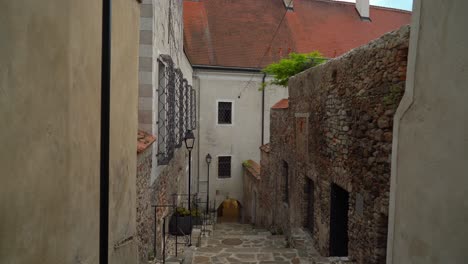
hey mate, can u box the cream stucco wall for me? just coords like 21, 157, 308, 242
0, 0, 140, 263
387, 0, 468, 263
195, 70, 288, 208
109, 0, 140, 262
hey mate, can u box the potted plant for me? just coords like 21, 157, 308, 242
191, 208, 203, 225
169, 207, 193, 236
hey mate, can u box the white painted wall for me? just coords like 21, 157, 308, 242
139, 0, 194, 183
195, 69, 288, 208
387, 0, 468, 263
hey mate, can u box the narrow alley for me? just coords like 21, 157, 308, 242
2, 1, 467, 264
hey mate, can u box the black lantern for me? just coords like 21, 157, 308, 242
184, 130, 195, 150
206, 153, 212, 164
184, 130, 195, 246
205, 154, 212, 215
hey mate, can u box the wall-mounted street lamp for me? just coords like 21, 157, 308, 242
184, 130, 195, 245
205, 154, 212, 215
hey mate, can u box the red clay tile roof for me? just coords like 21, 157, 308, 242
137, 130, 156, 154
243, 160, 261, 179
183, 0, 411, 68
260, 143, 271, 153
272, 98, 289, 109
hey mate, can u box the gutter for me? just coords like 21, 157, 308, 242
192, 64, 261, 73
261, 73, 266, 145
100, 0, 111, 264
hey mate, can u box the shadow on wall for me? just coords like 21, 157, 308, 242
217, 199, 242, 223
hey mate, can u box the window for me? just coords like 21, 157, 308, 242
157, 55, 176, 165
218, 156, 232, 178
217, 101, 232, 124
157, 60, 169, 164
174, 69, 182, 148
283, 161, 289, 204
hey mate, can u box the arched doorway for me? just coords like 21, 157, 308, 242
217, 199, 242, 223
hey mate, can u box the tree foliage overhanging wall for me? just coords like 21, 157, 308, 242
262, 51, 327, 88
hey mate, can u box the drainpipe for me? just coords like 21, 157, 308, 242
100, 0, 111, 264
261, 73, 266, 145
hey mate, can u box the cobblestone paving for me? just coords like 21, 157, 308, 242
191, 223, 306, 263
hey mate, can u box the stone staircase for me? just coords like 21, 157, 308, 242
188, 223, 305, 263
185, 223, 357, 264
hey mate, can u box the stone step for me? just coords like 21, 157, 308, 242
164, 256, 183, 264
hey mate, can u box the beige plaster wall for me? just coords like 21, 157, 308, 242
387, 0, 468, 263
0, 1, 140, 263
109, 0, 140, 263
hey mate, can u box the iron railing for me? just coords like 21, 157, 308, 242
151, 193, 209, 263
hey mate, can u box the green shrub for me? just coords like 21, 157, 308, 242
262, 51, 326, 88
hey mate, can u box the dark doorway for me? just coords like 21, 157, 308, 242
329, 183, 349, 257
305, 178, 314, 233
217, 199, 242, 223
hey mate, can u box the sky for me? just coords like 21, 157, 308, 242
340, 0, 413, 11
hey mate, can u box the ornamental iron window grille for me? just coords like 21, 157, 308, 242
184, 82, 190, 134
157, 55, 176, 165
174, 68, 183, 148
180, 79, 188, 144
217, 101, 232, 124
191, 88, 197, 130
218, 156, 231, 178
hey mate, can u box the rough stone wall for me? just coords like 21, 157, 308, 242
136, 147, 154, 262
242, 169, 255, 224
254, 26, 410, 264
136, 147, 187, 262
242, 160, 260, 225
257, 145, 274, 228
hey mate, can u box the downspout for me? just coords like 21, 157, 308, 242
196, 76, 201, 194
100, 0, 111, 264
261, 73, 266, 145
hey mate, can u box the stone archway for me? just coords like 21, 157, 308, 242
216, 199, 242, 223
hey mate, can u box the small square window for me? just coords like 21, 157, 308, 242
218, 102, 232, 124
218, 156, 231, 178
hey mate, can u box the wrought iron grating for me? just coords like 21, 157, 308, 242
174, 69, 183, 148
157, 55, 175, 165
218, 156, 231, 178
180, 79, 188, 145
218, 102, 232, 124
191, 88, 197, 130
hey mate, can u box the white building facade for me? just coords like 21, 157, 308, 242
193, 68, 288, 208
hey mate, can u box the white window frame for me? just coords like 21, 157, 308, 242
216, 100, 234, 126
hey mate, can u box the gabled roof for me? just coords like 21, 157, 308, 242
137, 130, 156, 154
243, 160, 261, 179
260, 143, 271, 153
272, 98, 289, 109
183, 0, 411, 68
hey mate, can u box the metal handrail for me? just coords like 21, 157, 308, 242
151, 193, 199, 263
